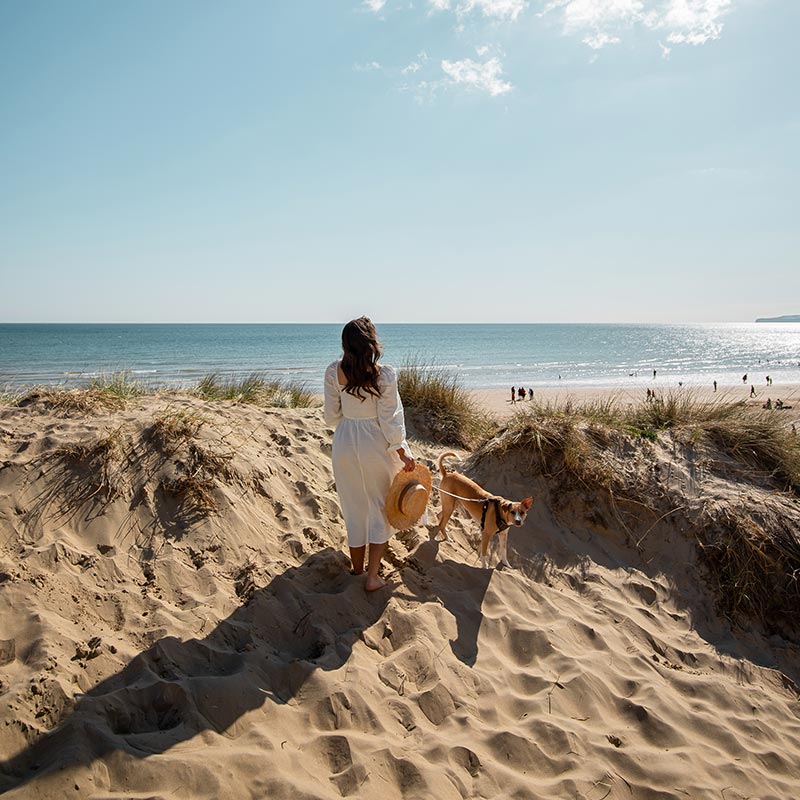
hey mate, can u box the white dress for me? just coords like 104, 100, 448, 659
323, 361, 410, 548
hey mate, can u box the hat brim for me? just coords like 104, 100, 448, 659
385, 463, 432, 530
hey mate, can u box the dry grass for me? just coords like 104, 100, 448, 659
696, 501, 800, 635
51, 426, 128, 503
86, 372, 145, 399
484, 391, 800, 493
148, 408, 235, 521
14, 373, 144, 414
151, 409, 206, 451
16, 388, 128, 414
398, 358, 496, 447
159, 475, 217, 519
193, 373, 313, 408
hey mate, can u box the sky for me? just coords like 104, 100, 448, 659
0, 0, 797, 324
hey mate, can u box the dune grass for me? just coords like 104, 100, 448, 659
397, 358, 496, 447
151, 408, 207, 452
14, 372, 145, 413
8, 371, 314, 413
480, 391, 800, 493
193, 373, 313, 408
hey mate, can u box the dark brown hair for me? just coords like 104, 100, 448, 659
341, 317, 382, 399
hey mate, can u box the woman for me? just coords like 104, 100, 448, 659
323, 317, 415, 591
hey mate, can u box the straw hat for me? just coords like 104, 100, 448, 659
385, 463, 432, 530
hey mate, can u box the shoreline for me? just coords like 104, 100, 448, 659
471, 383, 800, 422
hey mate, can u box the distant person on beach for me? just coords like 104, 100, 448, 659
750, 385, 756, 397
766, 375, 772, 385
742, 373, 747, 384
510, 386, 516, 404
324, 317, 415, 591
653, 369, 657, 379
713, 380, 717, 392
518, 386, 526, 401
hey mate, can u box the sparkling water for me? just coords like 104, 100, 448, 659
1, 323, 799, 392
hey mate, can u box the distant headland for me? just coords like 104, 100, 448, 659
755, 315, 800, 323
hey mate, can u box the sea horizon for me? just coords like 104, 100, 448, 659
2, 322, 799, 393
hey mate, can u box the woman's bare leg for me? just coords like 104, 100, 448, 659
349, 545, 366, 575
365, 542, 387, 591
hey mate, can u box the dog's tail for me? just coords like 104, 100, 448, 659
438, 451, 458, 477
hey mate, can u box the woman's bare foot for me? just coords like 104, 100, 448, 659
364, 575, 386, 592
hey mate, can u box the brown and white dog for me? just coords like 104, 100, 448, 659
436, 452, 533, 569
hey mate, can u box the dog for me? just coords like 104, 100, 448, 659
436, 452, 533, 569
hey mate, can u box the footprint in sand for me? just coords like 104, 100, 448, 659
311, 734, 367, 794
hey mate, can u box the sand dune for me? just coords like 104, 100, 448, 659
1, 394, 799, 799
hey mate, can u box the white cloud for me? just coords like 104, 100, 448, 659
547, 0, 644, 32
476, 43, 491, 55
583, 31, 621, 48
458, 0, 528, 19
659, 40, 671, 57
541, 0, 733, 50
428, 0, 528, 19
363, 0, 387, 11
353, 61, 383, 71
661, 0, 731, 45
441, 57, 513, 95
402, 51, 430, 73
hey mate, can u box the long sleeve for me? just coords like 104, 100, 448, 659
377, 365, 410, 453
323, 361, 343, 427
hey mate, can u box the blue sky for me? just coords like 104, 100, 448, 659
0, 0, 797, 323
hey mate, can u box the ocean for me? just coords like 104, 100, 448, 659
1, 323, 799, 392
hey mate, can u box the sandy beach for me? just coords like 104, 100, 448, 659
1, 388, 799, 799
473, 383, 800, 424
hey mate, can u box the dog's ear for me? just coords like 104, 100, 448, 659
521, 497, 533, 510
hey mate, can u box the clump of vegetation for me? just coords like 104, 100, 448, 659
86, 372, 145, 399
159, 475, 217, 520
16, 387, 128, 414
193, 373, 313, 408
15, 373, 144, 414
51, 426, 128, 503
398, 358, 496, 447
481, 391, 800, 493
151, 409, 206, 451
695, 501, 800, 632
0, 387, 19, 406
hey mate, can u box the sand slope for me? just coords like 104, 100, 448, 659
1, 395, 799, 799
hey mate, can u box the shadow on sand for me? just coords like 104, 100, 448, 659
0, 543, 493, 795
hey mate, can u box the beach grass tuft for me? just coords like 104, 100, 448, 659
13, 372, 145, 414
51, 425, 128, 504
480, 391, 800, 492
151, 409, 207, 452
397, 358, 496, 447
86, 371, 146, 399
193, 373, 313, 408
16, 387, 128, 414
